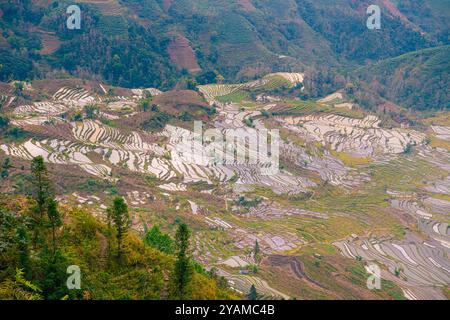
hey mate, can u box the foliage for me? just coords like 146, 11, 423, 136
171, 223, 193, 299
107, 197, 131, 261
144, 225, 174, 254
248, 284, 257, 300
0, 116, 29, 141
30, 156, 53, 246
1, 158, 12, 179
138, 98, 153, 112
46, 199, 62, 256
355, 46, 450, 110
140, 112, 173, 132
0, 0, 447, 111
84, 105, 99, 120
235, 196, 262, 209
0, 269, 42, 300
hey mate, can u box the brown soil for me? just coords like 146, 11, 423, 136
238, 0, 256, 12
167, 36, 201, 73
381, 0, 409, 22
29, 123, 75, 141
162, 0, 173, 12
264, 255, 329, 291
153, 90, 208, 109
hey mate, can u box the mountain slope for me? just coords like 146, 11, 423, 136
0, 1, 448, 91
354, 45, 450, 110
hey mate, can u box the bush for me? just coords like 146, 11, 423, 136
84, 105, 99, 119
140, 112, 172, 132
144, 225, 174, 254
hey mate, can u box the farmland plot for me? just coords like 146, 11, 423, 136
277, 114, 426, 157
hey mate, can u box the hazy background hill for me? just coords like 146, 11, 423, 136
0, 0, 449, 109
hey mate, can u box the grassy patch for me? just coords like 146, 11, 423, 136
422, 111, 450, 126
330, 150, 372, 167
274, 100, 365, 119
429, 136, 450, 151
428, 193, 450, 202
216, 90, 250, 103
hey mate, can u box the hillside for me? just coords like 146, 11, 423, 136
0, 186, 237, 300
354, 45, 450, 110
0, 0, 449, 303
0, 0, 448, 110
0, 73, 449, 300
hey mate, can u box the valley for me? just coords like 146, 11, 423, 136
1, 73, 448, 300
0, 0, 449, 302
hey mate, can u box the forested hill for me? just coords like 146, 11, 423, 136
0, 156, 238, 300
354, 45, 450, 111
0, 0, 449, 110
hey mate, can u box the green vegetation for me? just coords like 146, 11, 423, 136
0, 0, 447, 302
272, 100, 365, 119
0, 157, 237, 300
140, 112, 173, 132
138, 98, 154, 112
0, 0, 447, 111
144, 225, 174, 254
235, 196, 262, 210
355, 46, 450, 110
248, 284, 257, 300
253, 240, 261, 264
330, 150, 372, 167
216, 91, 250, 104
84, 105, 99, 120
0, 115, 28, 141
244, 117, 254, 128
171, 223, 193, 300
1, 158, 11, 179
30, 156, 54, 247
107, 197, 131, 261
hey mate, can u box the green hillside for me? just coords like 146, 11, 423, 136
355, 45, 450, 110
0, 0, 448, 105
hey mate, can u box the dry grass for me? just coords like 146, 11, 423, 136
423, 111, 450, 126
330, 150, 372, 167
429, 136, 450, 151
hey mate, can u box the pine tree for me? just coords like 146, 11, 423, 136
1, 157, 11, 178
107, 197, 131, 261
253, 240, 260, 263
16, 226, 30, 275
248, 284, 257, 300
46, 199, 62, 257
30, 156, 53, 246
172, 223, 193, 299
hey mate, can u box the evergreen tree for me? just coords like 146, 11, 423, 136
248, 284, 257, 300
83, 104, 98, 119
39, 248, 69, 300
14, 82, 24, 97
1, 157, 11, 178
253, 240, 260, 263
172, 223, 193, 299
46, 199, 62, 257
16, 226, 30, 275
107, 197, 131, 261
30, 156, 53, 246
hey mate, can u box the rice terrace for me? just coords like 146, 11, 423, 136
0, 0, 449, 309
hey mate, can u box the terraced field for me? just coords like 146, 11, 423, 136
198, 72, 304, 105
0, 77, 448, 300
277, 114, 425, 157
334, 229, 450, 300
